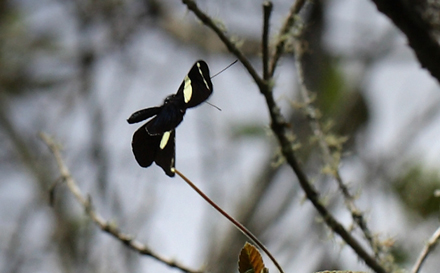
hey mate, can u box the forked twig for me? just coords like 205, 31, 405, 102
268, 0, 307, 77
40, 132, 202, 273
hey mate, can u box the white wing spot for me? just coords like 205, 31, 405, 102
183, 75, 192, 103
197, 62, 210, 90
160, 131, 171, 149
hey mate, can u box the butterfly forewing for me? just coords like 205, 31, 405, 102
177, 60, 213, 108
127, 107, 161, 124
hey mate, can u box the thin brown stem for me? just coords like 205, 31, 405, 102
173, 168, 285, 273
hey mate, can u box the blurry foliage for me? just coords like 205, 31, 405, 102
316, 58, 346, 118
229, 123, 268, 139
316, 58, 369, 140
0, 4, 59, 96
388, 242, 410, 266
414, 0, 440, 40
291, 58, 369, 162
298, 2, 370, 158
393, 165, 440, 218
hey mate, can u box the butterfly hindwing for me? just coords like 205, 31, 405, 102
154, 130, 175, 177
131, 122, 160, 168
132, 122, 175, 177
177, 60, 213, 108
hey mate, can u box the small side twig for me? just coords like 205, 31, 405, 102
39, 132, 202, 273
262, 1, 273, 80
411, 226, 440, 273
269, 0, 307, 77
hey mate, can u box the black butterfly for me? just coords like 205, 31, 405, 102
127, 60, 213, 177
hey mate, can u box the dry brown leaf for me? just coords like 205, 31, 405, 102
238, 242, 266, 273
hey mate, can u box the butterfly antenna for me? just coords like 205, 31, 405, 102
211, 59, 238, 79
205, 60, 237, 111
205, 101, 222, 111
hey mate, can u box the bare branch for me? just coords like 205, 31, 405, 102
411, 226, 440, 273
39, 132, 203, 273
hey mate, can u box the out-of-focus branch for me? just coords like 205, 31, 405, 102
411, 220, 440, 273
263, 69, 387, 273
371, 0, 440, 83
294, 43, 385, 259
40, 133, 203, 273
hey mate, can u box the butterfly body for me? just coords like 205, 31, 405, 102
127, 60, 213, 177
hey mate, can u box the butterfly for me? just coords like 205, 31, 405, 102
127, 60, 213, 177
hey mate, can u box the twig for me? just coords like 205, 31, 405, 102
411, 226, 440, 273
39, 132, 202, 273
262, 1, 273, 80
268, 0, 307, 77
293, 46, 382, 258
173, 168, 285, 273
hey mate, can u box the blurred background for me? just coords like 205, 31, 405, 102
1, 0, 440, 272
